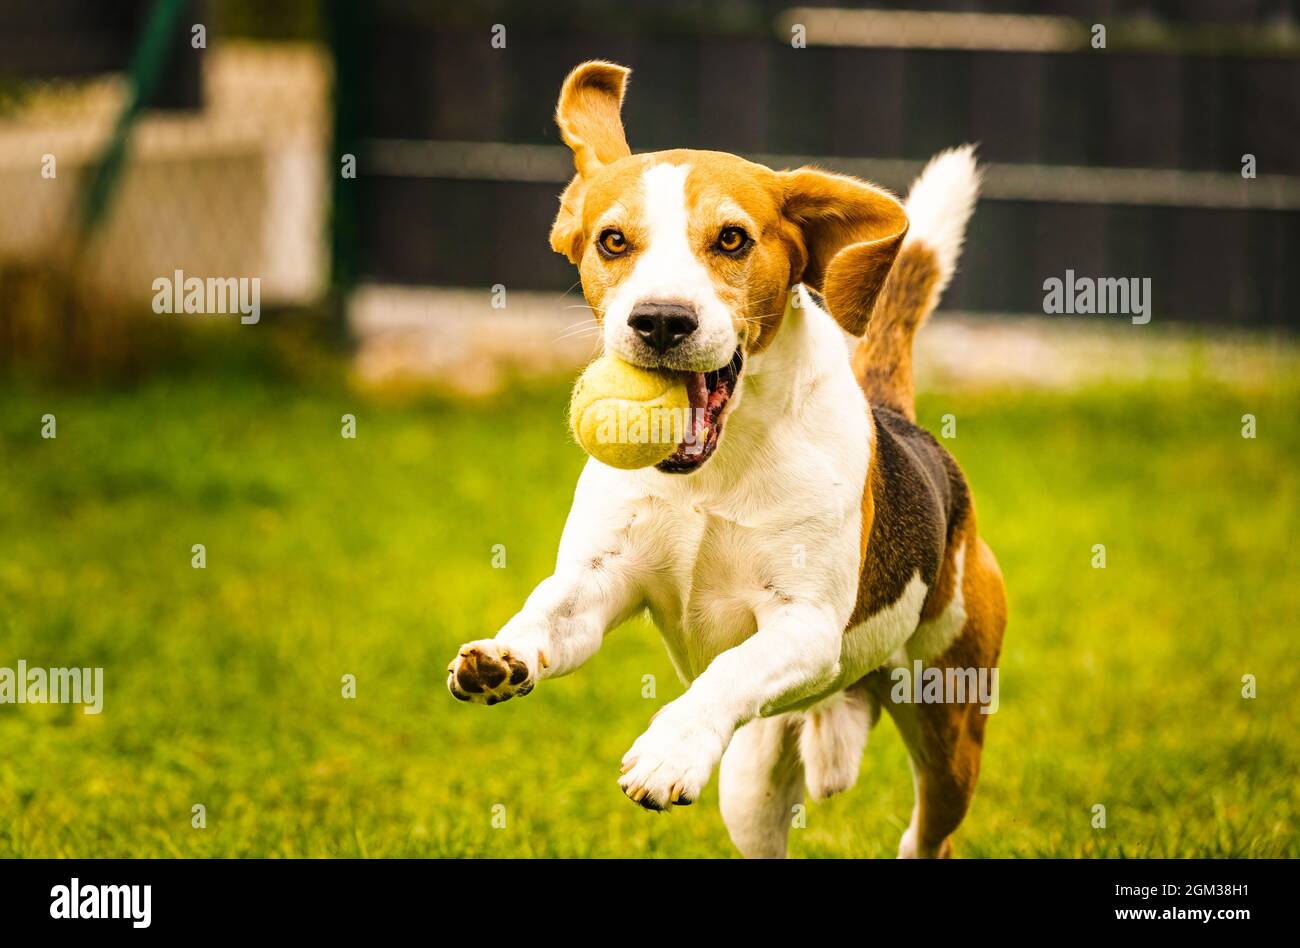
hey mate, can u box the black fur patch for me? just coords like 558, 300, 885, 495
854, 406, 971, 618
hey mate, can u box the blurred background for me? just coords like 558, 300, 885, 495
0, 1, 1297, 858
1, 0, 1297, 385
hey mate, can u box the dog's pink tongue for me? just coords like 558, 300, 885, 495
685, 372, 708, 410
682, 372, 709, 452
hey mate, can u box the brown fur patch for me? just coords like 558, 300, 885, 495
550, 62, 633, 262
853, 244, 940, 423
555, 61, 631, 177
780, 168, 909, 337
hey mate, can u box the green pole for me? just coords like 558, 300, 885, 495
76, 0, 189, 239
326, 0, 364, 347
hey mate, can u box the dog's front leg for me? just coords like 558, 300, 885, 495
446, 570, 640, 707
447, 469, 648, 706
618, 602, 842, 810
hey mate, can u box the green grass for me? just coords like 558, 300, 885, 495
1, 366, 1297, 858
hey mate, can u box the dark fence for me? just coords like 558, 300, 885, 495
3, 0, 1296, 335
346, 0, 1300, 326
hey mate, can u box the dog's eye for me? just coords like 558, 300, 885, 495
716, 227, 749, 255
598, 229, 629, 256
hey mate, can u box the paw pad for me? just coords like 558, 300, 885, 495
447, 642, 535, 705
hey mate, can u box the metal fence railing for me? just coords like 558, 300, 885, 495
346, 0, 1299, 326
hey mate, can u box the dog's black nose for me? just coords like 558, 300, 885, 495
628, 302, 698, 354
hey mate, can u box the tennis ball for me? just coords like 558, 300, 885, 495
569, 355, 690, 469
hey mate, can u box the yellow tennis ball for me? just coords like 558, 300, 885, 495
569, 355, 690, 469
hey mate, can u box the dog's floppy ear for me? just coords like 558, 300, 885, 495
555, 60, 631, 176
781, 169, 909, 336
550, 61, 632, 263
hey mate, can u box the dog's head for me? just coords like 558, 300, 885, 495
551, 61, 908, 473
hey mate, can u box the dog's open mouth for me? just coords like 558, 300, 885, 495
656, 348, 744, 474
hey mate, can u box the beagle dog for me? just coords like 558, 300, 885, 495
448, 61, 1006, 859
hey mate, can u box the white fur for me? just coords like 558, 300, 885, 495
836, 572, 929, 687
799, 685, 875, 800
900, 144, 981, 296
904, 539, 967, 662
719, 714, 803, 858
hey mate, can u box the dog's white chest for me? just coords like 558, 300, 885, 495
643, 507, 769, 680
561, 297, 872, 686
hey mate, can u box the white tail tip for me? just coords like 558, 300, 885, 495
903, 144, 981, 294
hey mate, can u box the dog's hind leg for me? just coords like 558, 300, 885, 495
718, 713, 804, 858
887, 693, 987, 859
878, 536, 1006, 858
800, 682, 878, 801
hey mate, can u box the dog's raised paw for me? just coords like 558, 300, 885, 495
447, 640, 536, 705
617, 707, 724, 811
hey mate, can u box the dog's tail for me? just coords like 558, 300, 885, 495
852, 145, 980, 421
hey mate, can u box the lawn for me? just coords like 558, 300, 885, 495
1, 358, 1297, 857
